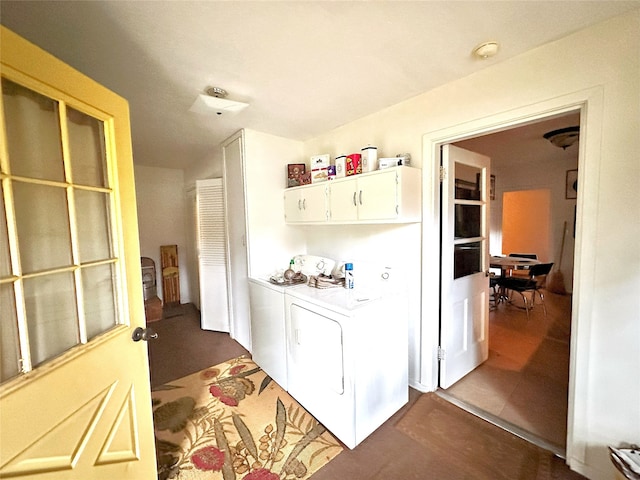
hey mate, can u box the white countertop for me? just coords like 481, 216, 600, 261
250, 276, 404, 315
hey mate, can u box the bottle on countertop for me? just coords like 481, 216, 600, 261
345, 263, 354, 289
284, 258, 295, 281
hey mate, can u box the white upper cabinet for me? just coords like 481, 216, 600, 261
284, 183, 328, 223
285, 166, 421, 225
327, 179, 359, 222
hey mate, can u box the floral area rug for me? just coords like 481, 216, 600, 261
152, 356, 343, 480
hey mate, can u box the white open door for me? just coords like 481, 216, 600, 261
439, 144, 491, 389
0, 27, 156, 478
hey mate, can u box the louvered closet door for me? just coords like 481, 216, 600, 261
196, 179, 230, 331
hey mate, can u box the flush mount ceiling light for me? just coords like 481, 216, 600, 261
473, 41, 499, 59
189, 86, 249, 115
543, 126, 580, 149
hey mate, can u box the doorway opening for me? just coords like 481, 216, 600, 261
436, 111, 580, 457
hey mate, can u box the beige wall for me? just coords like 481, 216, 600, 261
242, 129, 306, 278
134, 165, 191, 304
502, 189, 551, 261
302, 11, 640, 480
490, 147, 579, 292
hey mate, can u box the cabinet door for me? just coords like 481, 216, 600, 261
249, 283, 287, 389
328, 179, 358, 222
284, 188, 304, 223
285, 297, 353, 447
357, 170, 399, 221
301, 184, 328, 222
284, 184, 327, 223
222, 132, 251, 350
288, 303, 344, 396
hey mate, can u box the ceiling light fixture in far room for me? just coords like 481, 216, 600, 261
473, 41, 499, 59
543, 126, 580, 149
189, 86, 249, 115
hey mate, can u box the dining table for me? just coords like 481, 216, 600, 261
489, 256, 541, 305
490, 255, 541, 275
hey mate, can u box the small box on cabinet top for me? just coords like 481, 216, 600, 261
346, 153, 362, 176
287, 163, 306, 187
310, 154, 330, 183
299, 171, 312, 185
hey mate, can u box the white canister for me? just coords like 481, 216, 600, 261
361, 145, 378, 172
334, 155, 347, 178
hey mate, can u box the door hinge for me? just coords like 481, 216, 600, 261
437, 346, 445, 361
439, 166, 447, 182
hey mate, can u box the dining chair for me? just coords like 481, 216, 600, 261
489, 273, 500, 310
508, 253, 538, 277
497, 262, 554, 320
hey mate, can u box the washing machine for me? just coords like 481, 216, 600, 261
248, 255, 335, 389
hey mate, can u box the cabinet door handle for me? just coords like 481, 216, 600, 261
359, 190, 363, 205
352, 192, 357, 206
298, 199, 302, 211
302, 198, 306, 210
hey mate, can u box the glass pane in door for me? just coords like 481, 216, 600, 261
23, 272, 79, 367
12, 181, 72, 273
74, 189, 113, 263
455, 204, 481, 238
82, 264, 118, 340
1, 78, 122, 382
67, 106, 108, 187
1, 79, 65, 182
454, 163, 482, 200
1, 186, 10, 277
454, 242, 482, 279
0, 283, 20, 382
453, 161, 485, 279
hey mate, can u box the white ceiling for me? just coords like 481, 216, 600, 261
1, 1, 638, 171
455, 111, 582, 167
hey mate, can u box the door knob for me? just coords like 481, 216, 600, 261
132, 327, 158, 342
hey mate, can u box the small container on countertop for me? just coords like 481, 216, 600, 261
345, 263, 354, 289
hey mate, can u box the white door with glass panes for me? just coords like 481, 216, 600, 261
0, 27, 156, 479
439, 144, 490, 389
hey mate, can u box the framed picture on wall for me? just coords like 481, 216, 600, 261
566, 169, 578, 199
490, 175, 496, 200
